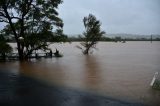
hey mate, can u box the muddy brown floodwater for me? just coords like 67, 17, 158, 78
0, 41, 160, 106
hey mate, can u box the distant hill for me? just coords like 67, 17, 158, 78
68, 33, 160, 39
105, 33, 160, 39
67, 33, 160, 41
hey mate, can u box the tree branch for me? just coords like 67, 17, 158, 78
2, 4, 18, 40
26, 43, 49, 56
0, 12, 7, 18
0, 19, 9, 23
10, 16, 21, 20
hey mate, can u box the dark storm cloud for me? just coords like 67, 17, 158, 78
58, 0, 160, 35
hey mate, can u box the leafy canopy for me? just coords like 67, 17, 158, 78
78, 14, 105, 54
0, 0, 64, 60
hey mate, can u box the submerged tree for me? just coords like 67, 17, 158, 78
0, 0, 63, 60
77, 14, 105, 54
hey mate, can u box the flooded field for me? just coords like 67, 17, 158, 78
0, 41, 160, 105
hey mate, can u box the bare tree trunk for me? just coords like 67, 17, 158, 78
17, 42, 24, 61
3, 5, 25, 61
2, 53, 6, 60
84, 47, 89, 55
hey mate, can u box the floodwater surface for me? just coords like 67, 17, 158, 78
0, 41, 160, 106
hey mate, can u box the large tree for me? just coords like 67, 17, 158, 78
77, 14, 105, 54
0, 0, 63, 60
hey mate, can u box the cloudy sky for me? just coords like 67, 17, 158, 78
0, 0, 159, 35
58, 0, 160, 35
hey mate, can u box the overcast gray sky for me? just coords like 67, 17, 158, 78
58, 0, 160, 35
0, 0, 159, 35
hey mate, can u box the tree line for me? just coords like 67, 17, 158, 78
67, 36, 160, 42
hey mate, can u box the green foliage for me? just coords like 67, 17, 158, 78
115, 36, 122, 42
0, 35, 12, 60
24, 33, 49, 55
0, 0, 64, 60
0, 42, 12, 54
152, 80, 160, 90
51, 29, 68, 42
78, 14, 105, 54
68, 36, 113, 42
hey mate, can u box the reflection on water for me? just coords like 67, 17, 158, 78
0, 42, 160, 105
84, 56, 102, 91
